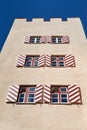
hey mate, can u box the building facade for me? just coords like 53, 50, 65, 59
0, 18, 87, 130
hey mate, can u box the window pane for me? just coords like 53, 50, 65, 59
61, 94, 67, 98
58, 38, 61, 43
28, 94, 34, 103
20, 87, 26, 93
59, 62, 64, 67
59, 57, 64, 60
51, 62, 56, 66
52, 37, 56, 43
28, 98, 34, 102
60, 87, 67, 92
30, 37, 35, 43
20, 94, 24, 97
19, 94, 24, 103
34, 57, 39, 61
51, 57, 56, 61
36, 38, 40, 43
25, 62, 31, 66
61, 98, 67, 103
29, 94, 34, 97
52, 87, 58, 92
52, 98, 58, 103
29, 87, 35, 92
26, 57, 32, 61
52, 94, 58, 98
52, 94, 58, 103
34, 61, 38, 66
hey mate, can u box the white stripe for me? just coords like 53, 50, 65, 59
7, 92, 17, 100
8, 89, 18, 96
69, 92, 80, 100
6, 97, 15, 102
44, 93, 50, 99
70, 96, 80, 103
68, 85, 78, 92
44, 86, 50, 91
10, 85, 19, 92
35, 97, 42, 103
44, 97, 50, 102
35, 93, 42, 99
69, 88, 79, 96
44, 89, 50, 95
35, 89, 42, 95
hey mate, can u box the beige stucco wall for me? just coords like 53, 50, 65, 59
0, 18, 87, 130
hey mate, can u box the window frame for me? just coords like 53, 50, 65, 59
51, 86, 69, 104
18, 85, 36, 104
51, 55, 65, 67
52, 36, 62, 44
29, 36, 41, 44
25, 55, 39, 68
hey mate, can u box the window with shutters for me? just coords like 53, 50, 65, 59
51, 56, 65, 67
25, 56, 39, 67
51, 86, 68, 104
18, 86, 36, 103
52, 36, 62, 43
30, 36, 40, 43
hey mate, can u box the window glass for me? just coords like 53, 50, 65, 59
51, 62, 56, 66
60, 87, 67, 92
28, 94, 34, 103
29, 87, 35, 92
51, 56, 65, 67
25, 56, 39, 67
51, 94, 58, 103
60, 94, 68, 103
30, 37, 40, 43
18, 94, 24, 103
59, 62, 64, 67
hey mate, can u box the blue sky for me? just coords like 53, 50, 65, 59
0, 0, 87, 51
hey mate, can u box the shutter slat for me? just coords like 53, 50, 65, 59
16, 54, 26, 67
62, 36, 69, 43
24, 36, 30, 43
65, 55, 75, 67
45, 55, 51, 67
40, 36, 46, 43
68, 85, 82, 104
34, 85, 43, 103
38, 55, 45, 67
43, 85, 51, 103
6, 85, 20, 103
46, 36, 52, 43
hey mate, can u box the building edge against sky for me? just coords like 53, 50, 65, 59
0, 17, 87, 130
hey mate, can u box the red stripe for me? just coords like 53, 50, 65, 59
69, 90, 80, 98
69, 95, 81, 102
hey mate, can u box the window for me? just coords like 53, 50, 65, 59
51, 86, 68, 104
18, 86, 35, 103
30, 36, 40, 43
25, 56, 39, 67
52, 36, 62, 43
51, 56, 65, 67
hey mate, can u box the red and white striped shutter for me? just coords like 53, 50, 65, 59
43, 84, 51, 103
40, 36, 46, 43
45, 55, 51, 67
68, 85, 82, 104
16, 54, 26, 67
65, 55, 75, 67
24, 36, 30, 43
34, 84, 43, 103
38, 55, 45, 67
6, 85, 20, 103
62, 36, 70, 43
46, 36, 52, 43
